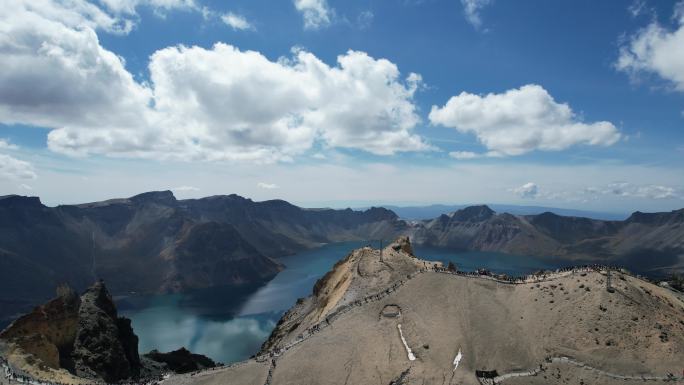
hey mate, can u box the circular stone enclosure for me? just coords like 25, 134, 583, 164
380, 304, 401, 319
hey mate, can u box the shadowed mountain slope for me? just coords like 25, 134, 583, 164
0, 192, 407, 323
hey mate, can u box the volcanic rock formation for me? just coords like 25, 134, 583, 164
1, 282, 140, 382
0, 281, 216, 384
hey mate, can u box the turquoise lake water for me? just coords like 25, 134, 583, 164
117, 242, 573, 364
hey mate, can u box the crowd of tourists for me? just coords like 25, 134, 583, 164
432, 263, 626, 285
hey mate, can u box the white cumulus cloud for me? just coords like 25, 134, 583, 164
221, 12, 254, 31
0, 154, 37, 180
293, 0, 332, 30
0, 1, 430, 163
512, 182, 539, 199
617, 2, 684, 91
429, 84, 622, 156
0, 1, 154, 134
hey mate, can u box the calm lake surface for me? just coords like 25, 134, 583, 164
118, 242, 573, 364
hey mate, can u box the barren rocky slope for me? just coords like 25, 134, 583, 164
163, 239, 684, 385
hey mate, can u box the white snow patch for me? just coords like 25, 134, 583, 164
397, 324, 416, 361
453, 349, 463, 371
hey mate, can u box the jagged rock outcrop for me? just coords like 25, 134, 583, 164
1, 280, 219, 383
71, 281, 140, 382
391, 235, 414, 256
1, 282, 142, 383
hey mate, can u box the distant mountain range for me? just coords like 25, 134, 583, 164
1, 191, 682, 325
374, 204, 628, 221
408, 205, 684, 274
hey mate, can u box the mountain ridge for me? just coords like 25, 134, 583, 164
1, 192, 682, 326
0, 192, 405, 324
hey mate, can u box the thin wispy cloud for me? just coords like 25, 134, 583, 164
293, 0, 332, 30
460, 0, 492, 30
257, 182, 279, 190
173, 185, 200, 192
221, 12, 254, 31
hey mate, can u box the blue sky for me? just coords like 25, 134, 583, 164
0, 0, 682, 213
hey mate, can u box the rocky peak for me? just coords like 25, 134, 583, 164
55, 283, 79, 307
1, 280, 219, 383
450, 205, 495, 222
79, 280, 117, 320
363, 207, 399, 221
0, 195, 44, 209
389, 235, 414, 256
71, 281, 141, 382
626, 209, 684, 225
129, 190, 177, 206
